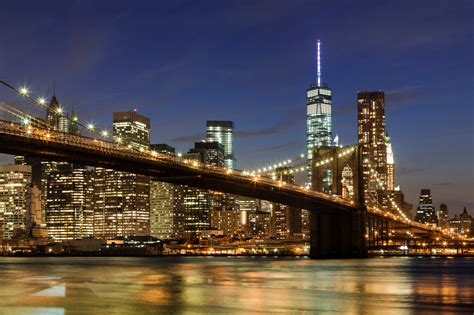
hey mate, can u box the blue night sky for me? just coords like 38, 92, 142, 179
0, 0, 473, 214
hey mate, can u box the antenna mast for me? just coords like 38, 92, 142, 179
317, 39, 321, 86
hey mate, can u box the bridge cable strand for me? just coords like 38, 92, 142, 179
0, 80, 149, 155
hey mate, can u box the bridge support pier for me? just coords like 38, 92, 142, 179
309, 207, 367, 259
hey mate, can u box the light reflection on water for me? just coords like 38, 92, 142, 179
0, 256, 472, 314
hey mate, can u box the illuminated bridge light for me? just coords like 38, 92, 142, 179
37, 97, 47, 105
101, 130, 108, 137
19, 86, 29, 96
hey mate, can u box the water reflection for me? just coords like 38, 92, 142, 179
0, 256, 472, 313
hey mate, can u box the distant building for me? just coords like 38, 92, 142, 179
459, 208, 472, 236
113, 111, 150, 150
0, 165, 31, 240
415, 189, 437, 225
306, 40, 333, 186
210, 209, 240, 237
45, 164, 94, 240
385, 133, 395, 191
271, 167, 302, 239
236, 196, 258, 235
357, 91, 387, 198
206, 121, 235, 169
149, 144, 178, 239
437, 204, 449, 229
93, 111, 151, 239
179, 142, 225, 234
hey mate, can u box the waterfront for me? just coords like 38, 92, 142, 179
0, 257, 472, 314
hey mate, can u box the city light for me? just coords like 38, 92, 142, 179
37, 97, 47, 105
19, 86, 29, 96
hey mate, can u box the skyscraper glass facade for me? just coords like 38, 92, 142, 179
306, 41, 333, 188
206, 121, 235, 169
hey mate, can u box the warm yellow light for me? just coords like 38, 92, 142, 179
56, 107, 63, 114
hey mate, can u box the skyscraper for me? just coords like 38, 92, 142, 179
357, 91, 387, 197
149, 144, 179, 239
438, 203, 449, 229
0, 165, 31, 240
307, 40, 333, 185
386, 133, 395, 191
113, 111, 150, 150
46, 164, 94, 240
415, 189, 436, 225
206, 121, 235, 169
271, 167, 302, 239
179, 142, 225, 234
93, 111, 151, 238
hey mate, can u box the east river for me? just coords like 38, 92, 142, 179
0, 256, 472, 314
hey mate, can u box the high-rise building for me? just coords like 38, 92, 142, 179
437, 204, 449, 229
150, 144, 178, 239
210, 209, 240, 236
113, 111, 150, 150
178, 142, 226, 234
206, 121, 235, 169
271, 167, 302, 239
0, 165, 31, 240
357, 91, 387, 198
46, 164, 94, 240
93, 111, 151, 239
386, 133, 395, 191
459, 208, 472, 236
307, 40, 333, 185
415, 189, 436, 225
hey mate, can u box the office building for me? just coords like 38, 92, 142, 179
357, 91, 387, 198
178, 142, 228, 234
415, 189, 437, 225
93, 111, 151, 239
307, 40, 333, 186
0, 165, 31, 240
437, 204, 449, 229
113, 111, 150, 150
45, 164, 94, 240
206, 121, 235, 169
149, 144, 178, 239
271, 167, 302, 239
386, 133, 395, 191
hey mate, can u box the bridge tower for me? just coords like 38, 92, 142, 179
310, 145, 367, 258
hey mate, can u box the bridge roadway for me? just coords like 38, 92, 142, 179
0, 119, 433, 232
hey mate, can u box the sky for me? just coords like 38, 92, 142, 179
0, 0, 473, 214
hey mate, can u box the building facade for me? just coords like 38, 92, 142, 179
0, 165, 31, 240
206, 121, 235, 169
357, 91, 387, 199
415, 189, 437, 225
306, 40, 333, 186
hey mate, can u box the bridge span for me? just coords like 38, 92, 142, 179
0, 120, 443, 258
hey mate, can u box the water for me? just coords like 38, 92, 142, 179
0, 256, 472, 314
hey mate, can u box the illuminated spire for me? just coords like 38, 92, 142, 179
317, 39, 321, 86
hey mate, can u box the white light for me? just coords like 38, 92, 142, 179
87, 123, 94, 130
22, 118, 30, 125
37, 97, 47, 105
177, 153, 183, 158
300, 154, 304, 158
19, 86, 29, 96
56, 107, 63, 114
101, 130, 108, 137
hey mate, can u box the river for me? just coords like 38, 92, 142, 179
0, 256, 472, 314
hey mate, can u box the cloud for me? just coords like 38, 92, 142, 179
432, 182, 452, 187
235, 114, 302, 138
250, 141, 300, 154
398, 166, 432, 175
385, 85, 421, 106
170, 133, 204, 143
428, 129, 473, 139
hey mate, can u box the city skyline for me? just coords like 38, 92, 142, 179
0, 0, 472, 213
